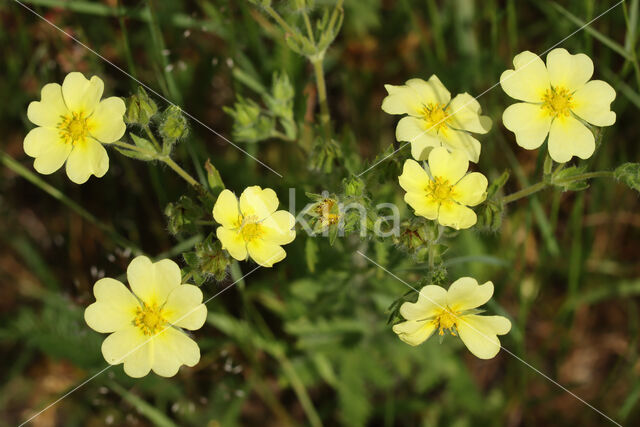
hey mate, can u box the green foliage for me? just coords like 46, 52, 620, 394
614, 162, 640, 193
553, 165, 590, 191
223, 96, 275, 143
5, 1, 640, 426
182, 233, 230, 284
165, 195, 206, 236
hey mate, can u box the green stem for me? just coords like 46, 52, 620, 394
263, 5, 306, 45
302, 6, 316, 44
0, 151, 142, 255
312, 57, 331, 137
622, 1, 640, 90
502, 171, 614, 205
161, 156, 200, 187
143, 125, 162, 152
112, 141, 200, 188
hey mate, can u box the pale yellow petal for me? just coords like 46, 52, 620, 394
216, 227, 247, 261
446, 278, 493, 312
62, 72, 104, 114
448, 93, 492, 134
89, 97, 126, 143
500, 51, 550, 102
101, 326, 153, 378
406, 75, 451, 105
84, 278, 139, 333
163, 285, 207, 330
395, 116, 441, 160
392, 319, 437, 346
65, 138, 109, 184
128, 256, 181, 306
404, 192, 439, 220
398, 159, 430, 193
437, 203, 477, 230
24, 127, 72, 174
399, 285, 448, 320
571, 80, 616, 127
452, 172, 488, 207
27, 83, 69, 127
545, 48, 593, 91
428, 146, 468, 183
548, 115, 595, 163
151, 328, 200, 377
381, 84, 423, 116
261, 210, 296, 245
439, 129, 481, 163
247, 239, 286, 267
502, 102, 552, 150
213, 189, 241, 228
457, 315, 511, 359
240, 186, 279, 220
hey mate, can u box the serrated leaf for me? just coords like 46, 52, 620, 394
552, 165, 589, 192
113, 146, 155, 161
130, 133, 158, 154
614, 163, 640, 193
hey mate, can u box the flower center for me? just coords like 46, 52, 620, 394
422, 103, 450, 132
315, 199, 340, 226
133, 302, 167, 336
541, 86, 574, 118
58, 112, 90, 145
240, 216, 264, 242
433, 308, 460, 336
426, 176, 455, 203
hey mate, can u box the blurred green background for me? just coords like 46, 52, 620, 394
1, 0, 640, 425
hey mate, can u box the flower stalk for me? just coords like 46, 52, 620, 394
502, 170, 614, 204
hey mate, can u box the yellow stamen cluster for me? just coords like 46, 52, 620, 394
541, 86, 574, 118
58, 111, 91, 145
315, 199, 340, 226
426, 176, 455, 204
240, 216, 265, 242
422, 103, 450, 132
133, 302, 167, 336
433, 309, 460, 336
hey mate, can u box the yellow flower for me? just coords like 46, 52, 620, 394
25, 72, 126, 184
84, 256, 207, 378
213, 186, 296, 267
500, 48, 616, 163
399, 147, 487, 230
392, 277, 511, 359
381, 75, 492, 163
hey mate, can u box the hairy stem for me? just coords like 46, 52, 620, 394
502, 171, 614, 205
312, 57, 331, 137
112, 141, 200, 187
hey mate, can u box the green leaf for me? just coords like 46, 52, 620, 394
204, 158, 225, 195
614, 162, 640, 193
552, 165, 589, 192
130, 133, 158, 156
486, 170, 510, 198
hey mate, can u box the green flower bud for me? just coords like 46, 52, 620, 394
125, 87, 157, 126
159, 105, 189, 148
